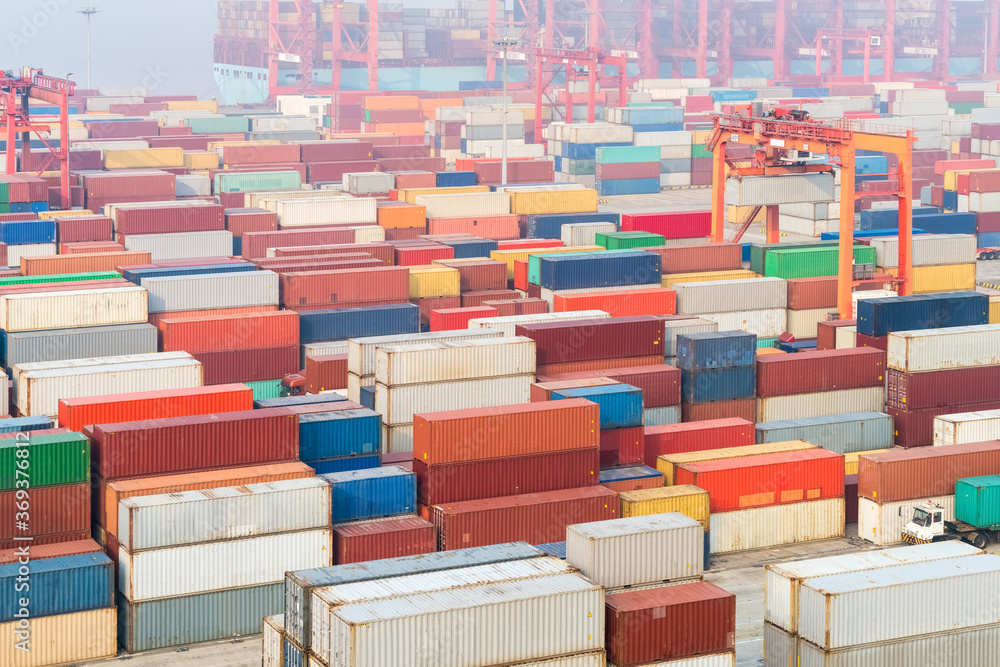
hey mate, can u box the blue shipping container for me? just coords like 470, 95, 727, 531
526, 212, 620, 240
437, 238, 498, 259
298, 303, 419, 344
29, 202, 49, 213
321, 466, 417, 523
0, 220, 56, 244
821, 228, 927, 240
435, 171, 478, 187
599, 465, 662, 484
597, 178, 660, 196
0, 415, 51, 433
552, 384, 644, 429
535, 542, 567, 559
943, 190, 959, 212
307, 455, 381, 475
979, 232, 1000, 247
792, 87, 830, 97
126, 263, 258, 284
776, 340, 818, 353
676, 331, 758, 371
564, 141, 632, 160
710, 90, 756, 102
755, 411, 893, 453
913, 212, 978, 235
680, 366, 757, 403
630, 123, 684, 133
537, 252, 661, 290
299, 408, 380, 460
0, 553, 113, 621
620, 107, 684, 125
856, 292, 988, 337
359, 385, 376, 410
285, 636, 307, 667
854, 156, 888, 175
254, 394, 346, 409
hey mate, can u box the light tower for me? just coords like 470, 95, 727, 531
77, 7, 101, 88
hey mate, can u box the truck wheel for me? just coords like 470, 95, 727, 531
971, 532, 990, 550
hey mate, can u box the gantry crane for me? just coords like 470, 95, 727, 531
532, 47, 628, 142
707, 108, 916, 320
0, 68, 75, 210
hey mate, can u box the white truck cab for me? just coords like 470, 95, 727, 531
902, 502, 946, 544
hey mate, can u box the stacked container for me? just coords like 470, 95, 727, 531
674, 277, 787, 344
595, 145, 661, 196
553, 384, 645, 467
515, 315, 665, 376
676, 331, 758, 424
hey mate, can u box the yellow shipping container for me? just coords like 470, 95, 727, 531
728, 204, 766, 223
166, 100, 219, 113
365, 95, 419, 110
757, 347, 787, 356
620, 485, 711, 531
509, 189, 599, 216
103, 147, 184, 169
656, 440, 819, 485
844, 449, 891, 476
37, 209, 94, 219
690, 130, 711, 145
886, 263, 976, 293
451, 29, 481, 39
1, 608, 117, 666
662, 269, 760, 289
397, 186, 490, 204
991, 300, 1000, 325
183, 151, 220, 170
409, 265, 460, 298
491, 245, 604, 279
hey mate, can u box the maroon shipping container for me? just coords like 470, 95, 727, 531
158, 126, 195, 136
516, 316, 666, 365
385, 227, 427, 241
272, 242, 394, 265
535, 365, 681, 409
620, 211, 711, 239
415, 448, 599, 506
112, 203, 225, 235
600, 427, 644, 467
890, 400, 1000, 448
530, 378, 620, 402
606, 582, 736, 667
888, 366, 1000, 410
194, 346, 300, 385
296, 141, 373, 163
84, 408, 298, 480
160, 310, 299, 353
756, 348, 885, 398
0, 484, 89, 550
280, 266, 409, 307
223, 144, 301, 166
333, 517, 437, 565
643, 243, 742, 275
68, 149, 103, 171
241, 228, 355, 260
474, 160, 555, 185
306, 161, 379, 183
977, 212, 1000, 234
845, 473, 859, 525
264, 260, 383, 275
306, 354, 348, 393
54, 215, 114, 243
366, 109, 425, 123
681, 399, 756, 424
429, 485, 619, 550
81, 171, 176, 197
859, 440, 1000, 502
395, 245, 454, 266
224, 208, 279, 237
537, 355, 664, 377
643, 418, 755, 467
411, 296, 461, 324
485, 298, 548, 316
462, 289, 519, 307
436, 259, 507, 291
392, 171, 437, 190
145, 136, 211, 151
856, 332, 888, 351
378, 157, 446, 172
817, 319, 857, 351
254, 253, 375, 267
596, 162, 662, 180
86, 120, 160, 140
373, 145, 432, 160
786, 276, 838, 310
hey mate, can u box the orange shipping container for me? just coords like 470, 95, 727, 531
21, 250, 152, 276
94, 461, 317, 538
60, 242, 125, 254
364, 95, 420, 110
378, 203, 427, 229
427, 215, 520, 240
368, 122, 426, 135
537, 355, 664, 377
553, 288, 677, 317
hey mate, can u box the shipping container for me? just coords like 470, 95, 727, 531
674, 278, 787, 314
656, 441, 819, 486
619, 485, 711, 530
0, 538, 101, 565
886, 324, 1000, 372
676, 331, 756, 371
552, 384, 643, 429
516, 316, 665, 364
0, 482, 88, 548
322, 466, 416, 523
756, 348, 886, 397
159, 310, 298, 353
934, 410, 1000, 446
680, 366, 756, 403
858, 494, 955, 546
858, 441, 1000, 503
709, 497, 845, 553
21, 250, 152, 276
888, 365, 1000, 410
333, 516, 437, 564
856, 292, 988, 338
756, 412, 893, 452
300, 303, 420, 344
0, 608, 117, 666
1, 322, 155, 371
0, 286, 148, 332
0, 552, 113, 621
756, 387, 887, 423
645, 243, 742, 274
536, 365, 680, 408
143, 271, 278, 313
375, 337, 534, 386
376, 374, 532, 426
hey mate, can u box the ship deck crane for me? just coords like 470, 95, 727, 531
707, 111, 917, 320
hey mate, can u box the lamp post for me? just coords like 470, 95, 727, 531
78, 7, 101, 88
491, 35, 519, 186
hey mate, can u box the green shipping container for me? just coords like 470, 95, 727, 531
690, 143, 713, 159
244, 379, 284, 400
0, 181, 9, 204
596, 231, 667, 250
186, 116, 250, 134
0, 272, 120, 287
0, 432, 90, 491
749, 241, 842, 274
762, 245, 877, 279
956, 475, 1000, 528
0, 204, 9, 213
215, 171, 302, 193
757, 337, 779, 349
949, 103, 982, 116
595, 146, 661, 165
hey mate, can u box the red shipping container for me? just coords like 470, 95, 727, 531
676, 449, 844, 512
54, 215, 114, 243
859, 440, 1000, 502
378, 157, 446, 172
241, 228, 355, 259
373, 145, 431, 159
888, 366, 1000, 410
606, 582, 736, 667
601, 427, 644, 467
933, 158, 995, 175
485, 298, 547, 316
461, 289, 518, 307
113, 203, 225, 235
391, 171, 437, 190
513, 259, 530, 291
429, 306, 499, 331
145, 136, 211, 150
306, 160, 379, 183
845, 474, 859, 525
194, 346, 299, 385
643, 418, 755, 467
536, 365, 681, 408
280, 266, 408, 307
259, 259, 382, 275
272, 242, 394, 265
681, 399, 756, 425
430, 485, 619, 550
516, 316, 666, 364
84, 408, 299, 480
395, 244, 454, 266
595, 162, 661, 180
756, 348, 886, 398
816, 319, 857, 350
408, 296, 459, 324
0, 213, 37, 222
497, 239, 564, 251
435, 260, 507, 291
60, 242, 123, 254
297, 141, 373, 162
86, 120, 160, 139
786, 276, 838, 310
426, 215, 520, 240
219, 192, 246, 208
643, 243, 743, 274
621, 211, 711, 239
385, 226, 427, 241
855, 332, 888, 351
58, 384, 254, 432
0, 484, 89, 550
890, 400, 1000, 448
306, 354, 348, 393
254, 253, 376, 267
414, 448, 599, 506
538, 355, 664, 377
977, 211, 1000, 234
223, 144, 302, 166
225, 208, 279, 237
0, 539, 101, 565
147, 305, 279, 329
159, 310, 299, 353
334, 517, 437, 564
81, 172, 176, 198
553, 288, 677, 318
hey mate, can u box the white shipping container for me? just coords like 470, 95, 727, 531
118, 477, 332, 552
276, 197, 378, 226
934, 409, 1000, 446
176, 174, 212, 197
970, 191, 1000, 213
119, 528, 333, 602
311, 558, 574, 661
345, 172, 395, 194
799, 554, 1000, 650
469, 310, 611, 337
415, 192, 511, 218
725, 173, 836, 206
786, 308, 829, 339
660, 144, 693, 159
346, 373, 375, 402
562, 222, 618, 247
886, 324, 1000, 372
633, 131, 692, 147
890, 100, 950, 116
10, 350, 191, 389
318, 574, 604, 667
263, 615, 284, 667
0, 608, 117, 666
249, 190, 336, 209
86, 95, 144, 111
764, 541, 982, 634
868, 234, 978, 268
382, 423, 414, 453
73, 139, 150, 152
756, 387, 886, 423
565, 124, 633, 144
644, 405, 682, 426
852, 290, 896, 319
565, 513, 703, 589
661, 173, 692, 187
375, 337, 535, 386
698, 309, 787, 338
614, 653, 734, 667
674, 278, 787, 314
834, 325, 857, 349
19, 357, 203, 418
858, 495, 955, 546
303, 340, 348, 365
709, 498, 845, 554
780, 202, 830, 220
348, 329, 503, 378
375, 374, 532, 425
349, 225, 386, 243
662, 318, 720, 357
141, 270, 278, 313
512, 652, 608, 666
123, 230, 233, 260
7, 243, 57, 267
465, 110, 525, 126
0, 286, 148, 332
